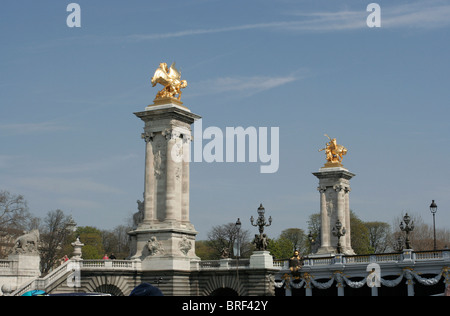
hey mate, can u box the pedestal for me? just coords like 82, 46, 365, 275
128, 98, 201, 270
250, 251, 273, 269
313, 166, 356, 255
7, 254, 41, 278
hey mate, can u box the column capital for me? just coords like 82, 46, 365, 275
317, 186, 327, 193
333, 184, 351, 193
141, 132, 155, 143
163, 128, 187, 140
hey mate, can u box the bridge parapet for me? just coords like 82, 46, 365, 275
274, 249, 450, 296
193, 258, 251, 271
274, 249, 450, 269
81, 260, 141, 271
7, 249, 450, 296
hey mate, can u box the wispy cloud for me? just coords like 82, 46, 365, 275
127, 1, 450, 41
382, 2, 450, 28
0, 122, 69, 134
187, 74, 299, 98
293, 1, 450, 30
12, 177, 124, 195
38, 154, 139, 174
129, 22, 300, 40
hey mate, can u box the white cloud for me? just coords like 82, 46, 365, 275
0, 122, 69, 134
127, 1, 450, 41
38, 154, 139, 174
12, 177, 124, 195
188, 75, 298, 98
382, 2, 450, 28
128, 22, 293, 41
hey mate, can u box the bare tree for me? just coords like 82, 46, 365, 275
207, 222, 251, 259
366, 221, 391, 253
39, 210, 76, 274
0, 191, 35, 258
102, 225, 131, 259
392, 213, 450, 251
0, 191, 30, 230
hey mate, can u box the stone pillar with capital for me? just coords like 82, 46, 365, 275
313, 167, 356, 255
128, 97, 201, 271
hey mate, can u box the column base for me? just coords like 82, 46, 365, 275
250, 251, 273, 269
315, 246, 336, 255
128, 226, 199, 269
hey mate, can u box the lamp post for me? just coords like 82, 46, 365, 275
250, 203, 272, 251
400, 213, 414, 249
430, 200, 437, 250
234, 218, 241, 295
234, 218, 242, 258
332, 219, 346, 254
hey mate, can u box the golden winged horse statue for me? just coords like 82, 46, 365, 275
151, 62, 187, 101
319, 134, 348, 166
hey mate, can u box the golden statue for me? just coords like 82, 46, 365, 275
289, 250, 303, 278
151, 62, 187, 101
319, 134, 347, 167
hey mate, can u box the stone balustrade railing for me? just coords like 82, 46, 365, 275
81, 259, 140, 270
5, 249, 449, 296
273, 249, 450, 269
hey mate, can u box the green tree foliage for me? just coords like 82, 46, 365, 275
307, 211, 375, 255
267, 237, 295, 259
349, 211, 371, 254
195, 240, 217, 260
75, 226, 105, 259
279, 228, 307, 254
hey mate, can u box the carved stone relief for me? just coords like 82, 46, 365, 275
179, 236, 192, 256
147, 236, 165, 256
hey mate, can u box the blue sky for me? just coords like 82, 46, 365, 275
1, 0, 450, 240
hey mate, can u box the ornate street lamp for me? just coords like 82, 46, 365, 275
400, 213, 414, 249
234, 218, 241, 258
250, 203, 272, 251
430, 200, 437, 250
332, 219, 346, 254
234, 218, 241, 295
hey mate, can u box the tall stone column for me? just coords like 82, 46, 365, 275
318, 187, 333, 253
128, 98, 201, 270
313, 167, 356, 255
142, 132, 156, 224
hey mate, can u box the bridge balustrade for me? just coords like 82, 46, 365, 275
5, 249, 449, 296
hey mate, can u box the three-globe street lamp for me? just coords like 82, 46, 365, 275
430, 200, 438, 250
332, 219, 346, 254
400, 213, 415, 250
